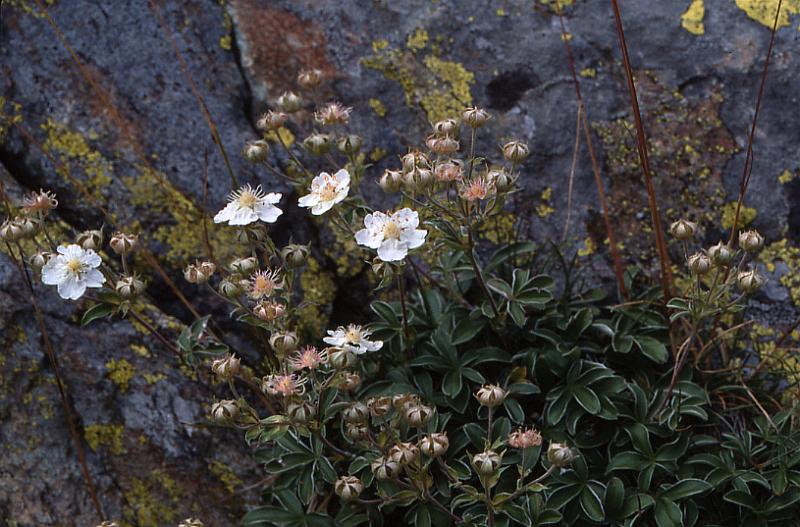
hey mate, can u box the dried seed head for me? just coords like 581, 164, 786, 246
502, 140, 529, 163
210, 399, 238, 423
547, 442, 578, 467
737, 269, 766, 294
276, 91, 303, 113
419, 432, 449, 457
262, 373, 305, 397
328, 347, 358, 369
337, 134, 362, 155
334, 475, 363, 501
367, 396, 393, 417
669, 219, 697, 241
229, 256, 258, 275
739, 229, 764, 254
179, 519, 205, 527
315, 102, 352, 126
253, 300, 286, 322
687, 252, 712, 276
475, 384, 506, 407
472, 450, 502, 476
343, 402, 370, 424
286, 401, 315, 423
433, 118, 460, 137
109, 232, 138, 255
434, 160, 464, 182
243, 139, 270, 163
338, 371, 361, 392
389, 442, 420, 465
426, 134, 459, 155
115, 275, 146, 299
303, 133, 333, 156
508, 427, 542, 449
462, 106, 491, 128
297, 68, 325, 90
280, 243, 309, 268
404, 404, 433, 428
77, 229, 103, 251
371, 456, 401, 480
256, 110, 288, 131
211, 353, 241, 380
379, 169, 404, 193
290, 346, 327, 371
269, 331, 299, 356
708, 242, 734, 267
22, 189, 58, 216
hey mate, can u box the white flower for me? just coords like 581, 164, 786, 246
41, 244, 105, 300
298, 169, 350, 215
355, 208, 427, 262
213, 185, 282, 226
323, 324, 383, 354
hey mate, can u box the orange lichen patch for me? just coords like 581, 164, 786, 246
593, 71, 736, 266
228, 2, 336, 96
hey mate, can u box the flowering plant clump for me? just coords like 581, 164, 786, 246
5, 68, 800, 527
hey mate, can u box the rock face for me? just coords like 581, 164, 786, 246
1, 0, 799, 525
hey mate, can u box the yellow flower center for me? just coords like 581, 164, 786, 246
383, 221, 401, 240
345, 327, 361, 343
238, 190, 259, 208
66, 258, 83, 274
318, 180, 338, 202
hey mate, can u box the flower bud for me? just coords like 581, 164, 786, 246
29, 251, 51, 273
115, 275, 146, 299
739, 230, 764, 254
0, 219, 23, 242
406, 168, 434, 192
219, 278, 242, 298
343, 402, 370, 424
15, 216, 41, 239
708, 242, 734, 267
315, 102, 352, 126
402, 151, 429, 173
404, 404, 433, 428
297, 68, 325, 90
97, 522, 118, 527
210, 399, 238, 423
462, 106, 491, 128
328, 347, 357, 369
371, 456, 401, 480
392, 393, 419, 412
243, 140, 269, 163
368, 396, 393, 418
337, 134, 362, 155
434, 160, 463, 182
345, 422, 369, 441
389, 442, 419, 465
211, 354, 241, 379
276, 91, 303, 113
280, 244, 309, 268
179, 519, 205, 527
270, 331, 299, 356
687, 252, 712, 275
334, 475, 363, 501
502, 141, 529, 163
426, 134, 459, 155
184, 261, 215, 285
475, 384, 506, 408
256, 110, 288, 132
419, 433, 449, 457
339, 372, 361, 392
77, 229, 103, 251
433, 118, 459, 137
23, 189, 58, 216
669, 219, 697, 241
379, 169, 403, 193
109, 232, 138, 255
488, 168, 514, 193
472, 450, 502, 476
253, 300, 286, 322
547, 442, 578, 467
286, 401, 315, 423
738, 269, 765, 294
303, 133, 332, 155
229, 256, 258, 275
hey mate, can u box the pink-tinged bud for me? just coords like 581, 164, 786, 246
508, 427, 542, 449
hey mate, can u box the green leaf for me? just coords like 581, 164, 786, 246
504, 398, 525, 424
653, 498, 682, 527
723, 490, 758, 510
660, 479, 711, 501
443, 369, 462, 398
607, 452, 648, 472
633, 335, 669, 363
451, 316, 488, 345
580, 485, 605, 522
242, 506, 299, 525
605, 477, 625, 514
81, 303, 114, 326
573, 387, 601, 414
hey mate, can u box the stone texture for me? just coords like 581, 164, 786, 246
1, 0, 800, 525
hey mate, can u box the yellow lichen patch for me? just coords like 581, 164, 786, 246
41, 119, 114, 198
131, 343, 151, 358
264, 126, 295, 147
297, 256, 337, 340
106, 358, 136, 392
85, 423, 126, 455
539, 0, 575, 11
0, 96, 23, 142
122, 470, 181, 527
496, 8, 507, 16
208, 459, 242, 494
141, 372, 166, 384
406, 28, 429, 51
681, 0, 706, 35
536, 187, 555, 218
762, 239, 800, 305
578, 237, 596, 257
735, 0, 800, 29
369, 147, 388, 162
720, 201, 757, 229
478, 211, 517, 245
779, 169, 795, 184
579, 68, 597, 78
368, 98, 387, 117
421, 56, 474, 122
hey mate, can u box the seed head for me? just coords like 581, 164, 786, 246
502, 140, 529, 163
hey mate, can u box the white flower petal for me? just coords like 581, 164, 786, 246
41, 258, 65, 285
333, 169, 351, 188
401, 229, 427, 250
311, 200, 335, 216
255, 203, 283, 223
393, 208, 418, 228
84, 269, 106, 288
298, 193, 321, 208
355, 228, 382, 249
264, 192, 282, 204
214, 201, 240, 224
377, 238, 407, 262
58, 275, 86, 300
228, 207, 258, 226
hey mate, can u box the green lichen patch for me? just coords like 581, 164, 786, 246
208, 459, 242, 494
106, 358, 136, 392
735, 0, 800, 29
85, 423, 126, 455
720, 202, 757, 230
122, 470, 181, 527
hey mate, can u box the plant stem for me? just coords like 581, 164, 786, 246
397, 267, 411, 346
466, 227, 500, 318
